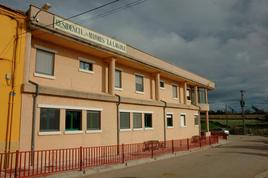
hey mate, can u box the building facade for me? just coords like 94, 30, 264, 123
0, 5, 26, 152
19, 5, 215, 151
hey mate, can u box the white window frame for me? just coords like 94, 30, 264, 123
180, 113, 187, 128
38, 104, 103, 111
38, 107, 61, 135
115, 68, 123, 90
186, 88, 191, 100
132, 112, 143, 130
135, 73, 144, 94
120, 111, 131, 131
78, 57, 95, 74
166, 113, 174, 128
86, 110, 102, 132
34, 48, 56, 79
172, 84, 178, 99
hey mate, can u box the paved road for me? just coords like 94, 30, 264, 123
81, 136, 268, 178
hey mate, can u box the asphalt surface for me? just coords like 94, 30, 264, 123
80, 136, 268, 178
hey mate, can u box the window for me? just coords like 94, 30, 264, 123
115, 69, 122, 88
166, 114, 173, 127
190, 88, 196, 104
35, 49, 55, 76
120, 112, 130, 129
144, 113, 152, 128
133, 112, 142, 129
87, 110, 101, 130
135, 74, 144, 92
186, 89, 191, 100
172, 85, 178, 98
65, 110, 82, 131
79, 61, 93, 72
40, 108, 60, 132
198, 88, 207, 104
180, 114, 186, 127
160, 80, 165, 88
194, 115, 199, 126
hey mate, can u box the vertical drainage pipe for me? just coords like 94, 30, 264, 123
160, 100, 167, 144
29, 81, 39, 155
115, 94, 121, 154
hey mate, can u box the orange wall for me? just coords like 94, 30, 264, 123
29, 39, 107, 94
29, 39, 192, 103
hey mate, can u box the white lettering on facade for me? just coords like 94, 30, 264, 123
54, 16, 126, 53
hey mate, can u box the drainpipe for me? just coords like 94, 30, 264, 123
160, 100, 167, 144
29, 80, 39, 154
115, 94, 121, 153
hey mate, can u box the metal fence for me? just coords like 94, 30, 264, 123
0, 135, 224, 178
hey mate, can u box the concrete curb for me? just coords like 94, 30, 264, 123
42, 140, 228, 178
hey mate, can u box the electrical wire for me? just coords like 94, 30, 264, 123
81, 0, 147, 23
16, 0, 125, 39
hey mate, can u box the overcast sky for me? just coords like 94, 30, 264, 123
2, 0, 268, 111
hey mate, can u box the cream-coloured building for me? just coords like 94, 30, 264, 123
19, 5, 215, 151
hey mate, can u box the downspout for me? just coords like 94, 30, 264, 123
115, 94, 121, 153
160, 100, 167, 143
29, 80, 39, 153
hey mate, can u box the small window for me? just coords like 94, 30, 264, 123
166, 114, 173, 127
144, 113, 152, 128
133, 112, 142, 129
135, 74, 144, 92
160, 80, 165, 88
120, 112, 130, 129
80, 61, 93, 72
87, 110, 101, 130
180, 114, 186, 127
194, 115, 199, 126
187, 89, 191, 100
65, 110, 82, 131
35, 49, 55, 76
115, 69, 122, 88
172, 85, 178, 98
40, 108, 60, 132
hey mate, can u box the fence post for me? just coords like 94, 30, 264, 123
187, 138, 190, 150
79, 146, 83, 171
14, 150, 19, 178
199, 137, 202, 148
172, 140, 174, 154
121, 144, 124, 163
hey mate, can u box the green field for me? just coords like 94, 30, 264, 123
201, 119, 268, 135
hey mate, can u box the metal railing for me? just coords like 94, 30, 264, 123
0, 135, 225, 178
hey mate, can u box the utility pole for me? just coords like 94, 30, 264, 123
240, 90, 246, 135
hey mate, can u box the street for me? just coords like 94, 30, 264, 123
80, 136, 268, 178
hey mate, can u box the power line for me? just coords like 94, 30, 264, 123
57, 0, 123, 23
15, 0, 124, 39
86, 0, 147, 22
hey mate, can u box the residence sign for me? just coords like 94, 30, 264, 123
54, 16, 127, 53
